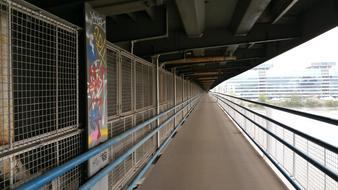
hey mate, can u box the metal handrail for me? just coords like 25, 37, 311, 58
214, 94, 338, 182
213, 93, 338, 154
126, 95, 199, 190
216, 101, 303, 190
80, 96, 200, 190
16, 95, 199, 190
213, 92, 338, 126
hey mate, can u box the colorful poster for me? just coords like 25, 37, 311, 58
85, 4, 108, 149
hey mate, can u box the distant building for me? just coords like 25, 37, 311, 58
214, 62, 338, 100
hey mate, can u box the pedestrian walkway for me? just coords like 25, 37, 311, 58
140, 94, 287, 190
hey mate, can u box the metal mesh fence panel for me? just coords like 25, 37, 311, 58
144, 64, 153, 108
11, 7, 57, 141
159, 69, 166, 105
135, 60, 153, 110
57, 28, 78, 130
135, 60, 144, 110
0, 1, 80, 189
167, 72, 174, 107
121, 53, 133, 114
9, 1, 79, 144
1, 131, 83, 190
107, 46, 118, 118
176, 76, 182, 103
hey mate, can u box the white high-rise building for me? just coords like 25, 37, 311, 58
214, 62, 338, 100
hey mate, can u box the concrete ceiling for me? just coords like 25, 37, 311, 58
26, 0, 338, 91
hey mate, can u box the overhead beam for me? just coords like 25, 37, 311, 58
160, 45, 264, 63
175, 0, 205, 38
93, 0, 161, 16
271, 0, 298, 24
163, 56, 236, 66
248, 42, 255, 49
179, 65, 243, 71
145, 8, 156, 20
106, 5, 167, 42
25, 0, 82, 9
230, 0, 271, 35
179, 67, 258, 78
187, 76, 219, 80
163, 48, 265, 66
200, 79, 215, 81
189, 74, 220, 78
178, 67, 254, 75
197, 77, 218, 80
199, 77, 215, 80
192, 49, 205, 56
185, 72, 219, 76
134, 24, 299, 56
200, 82, 214, 84
127, 13, 137, 22
173, 62, 260, 73
226, 44, 239, 56
175, 59, 261, 73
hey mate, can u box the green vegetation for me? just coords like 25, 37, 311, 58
304, 99, 322, 107
279, 95, 303, 107
253, 94, 338, 108
324, 100, 338, 107
228, 91, 237, 97
258, 94, 268, 103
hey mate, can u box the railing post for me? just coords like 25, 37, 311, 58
173, 69, 177, 126
153, 55, 161, 149
306, 140, 309, 189
189, 82, 191, 109
266, 108, 272, 153
130, 40, 134, 54
182, 75, 185, 115
182, 75, 184, 118
8, 3, 14, 188
324, 148, 327, 190
292, 133, 296, 177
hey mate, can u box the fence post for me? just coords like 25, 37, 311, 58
153, 55, 161, 149
173, 69, 177, 126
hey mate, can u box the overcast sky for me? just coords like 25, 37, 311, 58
218, 26, 338, 82
268, 26, 338, 74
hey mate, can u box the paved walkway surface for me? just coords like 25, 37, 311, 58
140, 94, 287, 190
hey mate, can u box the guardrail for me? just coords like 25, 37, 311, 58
212, 92, 338, 190
216, 93, 338, 125
17, 95, 200, 190
126, 99, 197, 190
